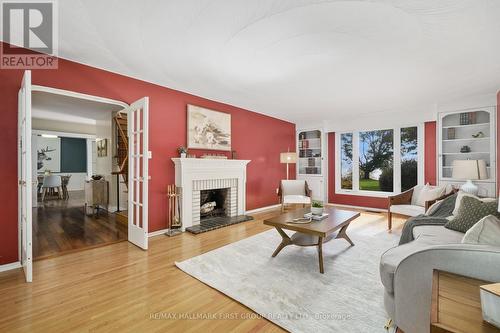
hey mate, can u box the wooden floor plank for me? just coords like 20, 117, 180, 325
33, 191, 127, 259
0, 206, 405, 332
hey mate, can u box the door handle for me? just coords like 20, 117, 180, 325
18, 180, 26, 186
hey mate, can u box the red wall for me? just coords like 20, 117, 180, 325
327, 122, 438, 209
424, 122, 437, 185
0, 47, 295, 265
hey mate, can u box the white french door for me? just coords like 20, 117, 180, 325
127, 97, 149, 250
18, 70, 33, 282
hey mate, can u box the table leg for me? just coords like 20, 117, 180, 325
318, 236, 324, 274
336, 224, 354, 246
271, 227, 292, 257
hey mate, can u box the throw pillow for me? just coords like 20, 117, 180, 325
452, 191, 495, 216
426, 199, 442, 215
416, 185, 445, 207
411, 184, 428, 206
462, 215, 500, 246
445, 196, 499, 233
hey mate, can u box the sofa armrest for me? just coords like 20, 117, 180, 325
388, 188, 414, 207
392, 244, 500, 333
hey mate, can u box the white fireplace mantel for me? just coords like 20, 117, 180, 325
171, 158, 251, 230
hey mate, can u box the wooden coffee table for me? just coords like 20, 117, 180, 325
263, 207, 360, 273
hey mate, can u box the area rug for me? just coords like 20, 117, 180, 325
176, 221, 399, 332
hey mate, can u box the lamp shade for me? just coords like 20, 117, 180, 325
451, 159, 488, 180
280, 152, 297, 164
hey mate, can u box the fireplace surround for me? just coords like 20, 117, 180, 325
172, 158, 251, 231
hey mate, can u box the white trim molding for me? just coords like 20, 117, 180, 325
246, 204, 282, 215
0, 261, 22, 273
148, 229, 169, 238
328, 203, 387, 212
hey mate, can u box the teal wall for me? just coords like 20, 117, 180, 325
60, 137, 87, 173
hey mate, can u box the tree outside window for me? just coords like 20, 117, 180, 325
359, 129, 394, 192
340, 133, 353, 189
401, 127, 418, 191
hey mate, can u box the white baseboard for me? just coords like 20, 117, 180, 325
246, 204, 281, 215
148, 228, 169, 238
328, 203, 387, 213
0, 261, 22, 273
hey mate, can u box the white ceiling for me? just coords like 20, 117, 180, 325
52, 0, 500, 123
32, 91, 124, 124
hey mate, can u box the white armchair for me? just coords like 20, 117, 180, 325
278, 180, 312, 212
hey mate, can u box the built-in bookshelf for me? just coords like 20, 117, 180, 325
438, 107, 496, 197
298, 130, 322, 175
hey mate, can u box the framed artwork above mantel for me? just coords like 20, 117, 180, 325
187, 104, 231, 151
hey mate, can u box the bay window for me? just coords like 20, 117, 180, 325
336, 125, 422, 196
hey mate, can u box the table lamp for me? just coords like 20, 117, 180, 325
451, 159, 488, 195
280, 152, 297, 180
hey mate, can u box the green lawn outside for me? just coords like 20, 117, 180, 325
359, 178, 380, 191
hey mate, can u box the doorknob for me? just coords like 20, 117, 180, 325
18, 180, 26, 185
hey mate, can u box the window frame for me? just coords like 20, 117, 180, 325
335, 124, 424, 198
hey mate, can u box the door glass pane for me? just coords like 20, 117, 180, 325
359, 129, 394, 192
340, 133, 353, 189
401, 127, 418, 191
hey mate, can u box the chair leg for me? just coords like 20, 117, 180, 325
388, 211, 392, 230
42, 188, 46, 202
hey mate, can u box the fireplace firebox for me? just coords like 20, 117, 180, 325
200, 188, 229, 220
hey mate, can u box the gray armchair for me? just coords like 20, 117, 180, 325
381, 242, 500, 333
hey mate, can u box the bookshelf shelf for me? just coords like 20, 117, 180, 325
438, 107, 496, 197
298, 130, 322, 175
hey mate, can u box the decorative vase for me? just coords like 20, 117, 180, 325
461, 179, 479, 196
180, 153, 186, 158
311, 207, 323, 216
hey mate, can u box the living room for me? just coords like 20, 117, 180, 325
1, 1, 500, 333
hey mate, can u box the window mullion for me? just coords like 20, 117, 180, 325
394, 128, 401, 193
353, 132, 360, 191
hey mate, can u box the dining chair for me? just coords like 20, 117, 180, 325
61, 175, 71, 200
42, 175, 62, 201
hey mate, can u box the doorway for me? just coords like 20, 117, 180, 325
18, 71, 150, 282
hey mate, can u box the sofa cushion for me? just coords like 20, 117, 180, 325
446, 196, 499, 233
390, 204, 425, 217
380, 225, 463, 294
462, 214, 500, 246
412, 225, 464, 243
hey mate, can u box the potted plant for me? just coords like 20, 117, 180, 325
311, 200, 324, 215
177, 146, 187, 158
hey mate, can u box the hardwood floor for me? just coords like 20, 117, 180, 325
33, 191, 127, 259
0, 206, 405, 332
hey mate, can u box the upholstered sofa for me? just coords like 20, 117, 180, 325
380, 224, 500, 333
